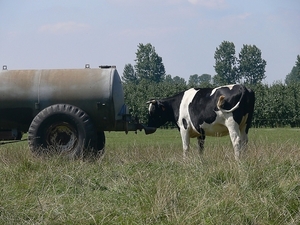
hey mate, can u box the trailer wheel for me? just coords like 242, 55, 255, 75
28, 104, 97, 159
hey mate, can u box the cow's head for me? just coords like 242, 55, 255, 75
146, 99, 169, 128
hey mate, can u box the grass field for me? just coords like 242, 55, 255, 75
0, 128, 300, 224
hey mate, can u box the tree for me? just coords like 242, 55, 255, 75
198, 74, 212, 87
164, 74, 173, 83
162, 75, 187, 96
161, 75, 186, 97
134, 43, 166, 83
123, 80, 150, 123
238, 44, 266, 84
188, 74, 200, 87
122, 63, 137, 84
285, 55, 300, 85
214, 41, 238, 85
188, 74, 212, 87
173, 76, 186, 86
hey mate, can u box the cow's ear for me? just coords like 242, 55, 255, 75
146, 99, 156, 104
158, 102, 166, 111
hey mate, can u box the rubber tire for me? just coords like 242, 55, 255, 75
28, 104, 97, 159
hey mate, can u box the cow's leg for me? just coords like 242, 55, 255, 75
240, 114, 249, 150
225, 118, 242, 161
240, 126, 248, 149
180, 128, 190, 159
197, 129, 205, 155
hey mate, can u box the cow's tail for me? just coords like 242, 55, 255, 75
217, 89, 244, 113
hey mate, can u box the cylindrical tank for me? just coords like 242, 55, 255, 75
0, 66, 126, 132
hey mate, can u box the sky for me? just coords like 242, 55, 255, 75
0, 0, 299, 84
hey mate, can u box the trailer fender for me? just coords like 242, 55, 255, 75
95, 131, 105, 157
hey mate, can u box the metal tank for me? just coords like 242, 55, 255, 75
0, 65, 154, 158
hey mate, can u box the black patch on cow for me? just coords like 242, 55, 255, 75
188, 88, 217, 133
147, 91, 185, 128
182, 118, 188, 129
188, 85, 248, 134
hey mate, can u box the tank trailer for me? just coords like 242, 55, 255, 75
0, 65, 155, 158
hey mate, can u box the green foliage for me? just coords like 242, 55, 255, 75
238, 44, 267, 84
171, 75, 186, 88
251, 82, 300, 127
188, 74, 212, 88
285, 55, 300, 85
124, 80, 300, 128
188, 74, 199, 87
198, 74, 212, 87
122, 63, 137, 84
123, 79, 151, 123
123, 78, 187, 124
1, 129, 300, 224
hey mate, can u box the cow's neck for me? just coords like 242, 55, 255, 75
161, 98, 181, 123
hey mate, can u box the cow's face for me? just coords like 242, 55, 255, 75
147, 100, 168, 128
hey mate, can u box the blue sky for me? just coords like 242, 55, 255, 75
0, 0, 299, 84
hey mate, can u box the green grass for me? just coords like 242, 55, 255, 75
0, 128, 300, 224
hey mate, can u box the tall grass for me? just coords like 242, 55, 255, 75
0, 128, 300, 224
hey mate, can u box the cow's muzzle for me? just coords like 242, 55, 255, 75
144, 126, 157, 135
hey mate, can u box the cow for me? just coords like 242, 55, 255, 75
146, 84, 255, 160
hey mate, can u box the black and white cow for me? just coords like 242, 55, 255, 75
147, 84, 255, 160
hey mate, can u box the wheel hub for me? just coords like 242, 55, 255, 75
46, 123, 77, 152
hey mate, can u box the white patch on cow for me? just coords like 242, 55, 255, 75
177, 88, 199, 133
177, 88, 200, 157
200, 110, 229, 136
210, 84, 236, 96
225, 115, 242, 160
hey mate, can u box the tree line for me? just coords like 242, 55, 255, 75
122, 42, 300, 128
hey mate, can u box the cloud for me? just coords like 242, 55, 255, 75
39, 21, 90, 34
238, 12, 251, 20
197, 12, 252, 30
119, 26, 183, 38
187, 0, 226, 9
107, 0, 226, 9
